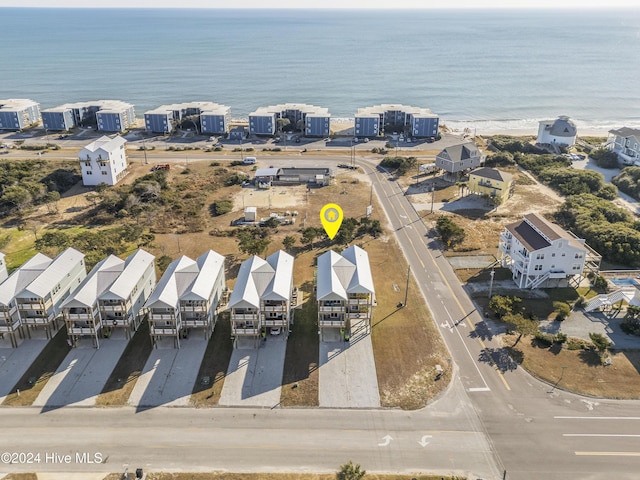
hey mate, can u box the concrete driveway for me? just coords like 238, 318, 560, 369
319, 320, 380, 408
33, 330, 128, 408
128, 336, 208, 409
0, 330, 49, 402
219, 336, 286, 407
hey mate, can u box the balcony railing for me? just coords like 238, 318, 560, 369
149, 313, 176, 321
262, 319, 287, 327
318, 306, 344, 313
100, 304, 127, 312
150, 327, 178, 335
21, 312, 55, 323
231, 313, 258, 320
263, 305, 286, 312
68, 327, 99, 335
65, 311, 98, 321
319, 319, 345, 327
232, 327, 259, 335
181, 305, 208, 312
348, 299, 369, 305
183, 319, 210, 327
0, 321, 21, 332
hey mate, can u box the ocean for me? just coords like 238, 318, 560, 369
1, 7, 639, 133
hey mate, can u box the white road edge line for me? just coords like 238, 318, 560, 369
555, 416, 640, 420
565, 434, 640, 437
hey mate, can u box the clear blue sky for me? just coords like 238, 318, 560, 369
1, 0, 638, 8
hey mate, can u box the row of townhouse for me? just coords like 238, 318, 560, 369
144, 102, 231, 135
1, 244, 378, 350
355, 104, 439, 139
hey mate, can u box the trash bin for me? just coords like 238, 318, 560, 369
136, 468, 143, 479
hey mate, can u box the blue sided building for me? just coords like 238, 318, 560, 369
41, 107, 75, 131
355, 104, 439, 138
0, 99, 41, 131
250, 103, 331, 137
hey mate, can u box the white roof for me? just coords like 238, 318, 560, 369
228, 250, 293, 308
81, 135, 127, 154
101, 249, 155, 301
263, 250, 294, 301
0, 253, 52, 307
144, 256, 198, 310
250, 103, 330, 117
255, 168, 279, 177
228, 256, 268, 309
0, 99, 39, 111
16, 248, 85, 299
145, 101, 230, 116
356, 104, 436, 117
317, 246, 374, 301
181, 250, 225, 301
60, 255, 124, 309
43, 100, 133, 114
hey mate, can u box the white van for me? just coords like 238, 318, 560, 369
243, 156, 257, 165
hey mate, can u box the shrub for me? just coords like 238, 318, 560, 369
590, 148, 619, 169
554, 332, 568, 344
488, 295, 522, 319
553, 301, 571, 321
534, 331, 554, 347
621, 317, 640, 336
210, 199, 233, 216
435, 215, 465, 249
210, 161, 221, 167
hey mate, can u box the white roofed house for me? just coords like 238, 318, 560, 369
435, 142, 484, 181
316, 245, 375, 342
179, 250, 226, 340
0, 253, 52, 348
0, 252, 8, 283
78, 135, 128, 187
14, 248, 86, 340
144, 256, 198, 348
498, 213, 601, 289
61, 255, 124, 348
228, 250, 294, 348
99, 249, 156, 339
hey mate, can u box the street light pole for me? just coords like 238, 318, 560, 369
488, 267, 495, 298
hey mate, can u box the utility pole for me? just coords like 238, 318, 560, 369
430, 185, 435, 214
142, 138, 148, 165
488, 267, 495, 298
404, 264, 411, 307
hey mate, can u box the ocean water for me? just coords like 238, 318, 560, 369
1, 7, 639, 133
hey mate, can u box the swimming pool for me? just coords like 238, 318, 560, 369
609, 277, 639, 287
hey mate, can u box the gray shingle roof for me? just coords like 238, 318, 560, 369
471, 167, 513, 183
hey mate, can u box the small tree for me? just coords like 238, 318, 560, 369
337, 461, 366, 480
488, 295, 521, 319
504, 312, 539, 346
282, 235, 296, 252
553, 301, 571, 321
589, 332, 612, 363
436, 215, 465, 249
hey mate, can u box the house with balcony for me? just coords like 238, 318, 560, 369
249, 103, 330, 137
41, 100, 135, 132
435, 142, 484, 180
468, 167, 513, 204
316, 245, 375, 341
13, 248, 86, 340
0, 253, 52, 348
498, 213, 601, 289
99, 249, 156, 339
354, 104, 439, 138
228, 250, 294, 348
61, 255, 125, 348
606, 127, 640, 166
78, 135, 128, 186
144, 250, 225, 348
178, 250, 226, 340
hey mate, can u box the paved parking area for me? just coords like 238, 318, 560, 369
0, 331, 49, 402
128, 337, 208, 409
219, 336, 286, 407
319, 321, 380, 408
33, 331, 128, 408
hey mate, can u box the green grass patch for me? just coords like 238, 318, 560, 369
96, 319, 153, 406
2, 325, 71, 406
190, 314, 234, 407
280, 287, 320, 407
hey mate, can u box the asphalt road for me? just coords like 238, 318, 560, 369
1, 151, 640, 479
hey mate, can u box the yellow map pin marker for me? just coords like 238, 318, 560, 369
320, 203, 344, 240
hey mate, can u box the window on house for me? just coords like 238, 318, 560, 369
534, 264, 543, 271
536, 253, 544, 260
86, 171, 92, 175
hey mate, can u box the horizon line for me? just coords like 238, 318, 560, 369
2, 5, 640, 8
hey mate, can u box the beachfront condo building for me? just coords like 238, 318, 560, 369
78, 135, 128, 186
536, 116, 577, 147
61, 249, 156, 348
144, 101, 231, 134
41, 100, 135, 132
14, 248, 87, 340
0, 99, 41, 131
498, 213, 601, 289
249, 103, 331, 137
316, 245, 375, 342
0, 253, 52, 348
354, 104, 439, 138
228, 250, 294, 348
144, 250, 226, 348
606, 127, 640, 166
